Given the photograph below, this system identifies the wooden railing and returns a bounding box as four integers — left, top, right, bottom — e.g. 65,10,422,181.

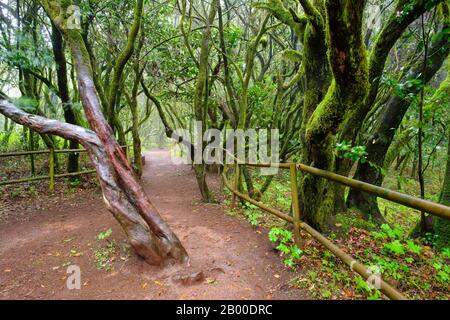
0,146,130,191
223,162,450,300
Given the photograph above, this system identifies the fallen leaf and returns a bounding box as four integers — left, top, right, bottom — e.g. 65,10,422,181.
142,282,148,289
70,249,82,257
154,280,165,287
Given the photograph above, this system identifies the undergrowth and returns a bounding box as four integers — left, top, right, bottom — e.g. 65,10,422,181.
224,169,450,300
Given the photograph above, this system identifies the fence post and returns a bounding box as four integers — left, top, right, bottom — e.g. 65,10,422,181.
232,163,240,207
49,148,55,193
290,164,302,248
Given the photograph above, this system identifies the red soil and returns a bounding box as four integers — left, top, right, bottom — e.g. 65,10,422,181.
0,150,307,300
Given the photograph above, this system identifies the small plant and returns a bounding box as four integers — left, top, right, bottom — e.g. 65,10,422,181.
9,189,21,198
441,247,450,259
68,178,81,188
406,240,422,255
371,224,403,240
95,229,116,271
355,275,371,294
244,208,261,227
337,141,386,177
269,227,303,269
355,276,382,300
374,256,405,280
95,241,117,271
432,263,450,286
381,224,403,239
383,240,406,256
367,290,383,300
97,228,113,240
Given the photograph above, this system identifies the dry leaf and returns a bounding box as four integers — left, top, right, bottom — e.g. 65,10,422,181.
206,278,216,284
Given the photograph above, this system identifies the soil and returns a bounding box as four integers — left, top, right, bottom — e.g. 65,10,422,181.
0,150,308,300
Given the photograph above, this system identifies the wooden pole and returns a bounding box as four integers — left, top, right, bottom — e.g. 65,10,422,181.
49,148,55,193
232,163,240,207
290,164,302,248
29,129,35,176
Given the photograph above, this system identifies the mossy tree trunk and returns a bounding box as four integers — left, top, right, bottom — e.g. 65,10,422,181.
191,0,219,203
298,0,369,231
123,32,146,178
107,0,144,146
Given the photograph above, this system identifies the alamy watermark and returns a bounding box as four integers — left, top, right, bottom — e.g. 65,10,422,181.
66,265,81,290
170,122,280,175
351,261,382,290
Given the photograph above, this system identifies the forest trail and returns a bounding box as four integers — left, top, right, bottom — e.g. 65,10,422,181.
0,150,307,300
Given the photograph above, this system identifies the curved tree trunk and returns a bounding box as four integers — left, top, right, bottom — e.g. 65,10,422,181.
26,0,189,266
0,100,188,265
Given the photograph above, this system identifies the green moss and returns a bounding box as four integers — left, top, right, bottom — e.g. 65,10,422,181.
283,49,303,63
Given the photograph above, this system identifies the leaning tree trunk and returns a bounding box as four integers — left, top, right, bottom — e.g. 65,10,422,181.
0,101,187,265
23,0,189,266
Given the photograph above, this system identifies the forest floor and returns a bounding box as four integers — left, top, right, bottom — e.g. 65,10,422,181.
0,150,308,300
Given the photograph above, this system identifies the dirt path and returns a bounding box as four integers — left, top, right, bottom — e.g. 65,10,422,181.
0,150,307,300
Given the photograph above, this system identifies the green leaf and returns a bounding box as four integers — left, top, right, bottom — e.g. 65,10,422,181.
277,243,290,254
406,240,422,255
290,245,303,260
441,247,450,259
97,228,113,240
383,240,405,256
